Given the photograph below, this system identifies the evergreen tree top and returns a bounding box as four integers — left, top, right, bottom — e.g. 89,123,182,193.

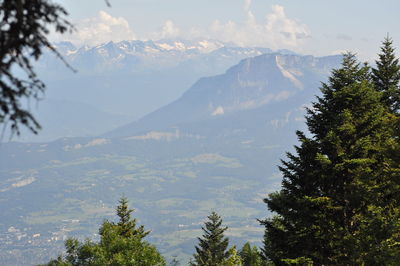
327,52,370,92
102,197,150,240
200,211,228,238
117,197,133,225
239,242,262,266
307,53,375,140
372,35,400,112
192,211,230,266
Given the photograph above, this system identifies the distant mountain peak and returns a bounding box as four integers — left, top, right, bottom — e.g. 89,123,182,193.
105,52,342,138
43,39,300,75
51,39,297,60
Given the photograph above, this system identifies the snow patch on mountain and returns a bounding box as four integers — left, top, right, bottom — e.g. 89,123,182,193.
43,39,294,74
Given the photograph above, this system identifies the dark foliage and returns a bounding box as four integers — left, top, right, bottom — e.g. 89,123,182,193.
261,51,400,265
0,0,72,136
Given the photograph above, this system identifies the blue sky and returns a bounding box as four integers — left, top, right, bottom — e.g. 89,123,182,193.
55,0,400,60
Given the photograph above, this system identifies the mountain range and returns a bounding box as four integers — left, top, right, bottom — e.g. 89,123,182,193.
12,40,294,142
0,45,342,265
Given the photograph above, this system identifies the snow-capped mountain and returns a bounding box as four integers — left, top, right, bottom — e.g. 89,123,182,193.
38,39,290,75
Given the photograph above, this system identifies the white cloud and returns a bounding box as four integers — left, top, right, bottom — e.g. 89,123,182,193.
147,19,181,40
161,20,181,39
199,4,311,49
54,1,310,50
159,2,311,50
54,11,137,46
243,0,252,12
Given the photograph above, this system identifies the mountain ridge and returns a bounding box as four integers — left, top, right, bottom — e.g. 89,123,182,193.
105,52,342,138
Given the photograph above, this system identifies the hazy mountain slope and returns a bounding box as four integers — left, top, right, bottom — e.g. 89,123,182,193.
13,40,288,143
37,40,291,117
106,53,341,138
5,99,132,143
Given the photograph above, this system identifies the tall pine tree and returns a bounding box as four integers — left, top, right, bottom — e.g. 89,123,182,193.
261,52,400,265
372,36,400,112
368,36,400,264
191,212,230,266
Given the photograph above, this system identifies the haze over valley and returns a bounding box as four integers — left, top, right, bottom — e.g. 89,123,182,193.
0,38,341,264
1,0,399,265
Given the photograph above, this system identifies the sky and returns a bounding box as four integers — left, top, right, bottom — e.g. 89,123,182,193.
53,0,400,61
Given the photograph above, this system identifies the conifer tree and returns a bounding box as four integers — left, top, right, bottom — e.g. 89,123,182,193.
41,198,165,266
239,242,262,266
114,197,149,239
372,36,400,112
261,52,400,265
191,212,230,266
224,246,243,266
